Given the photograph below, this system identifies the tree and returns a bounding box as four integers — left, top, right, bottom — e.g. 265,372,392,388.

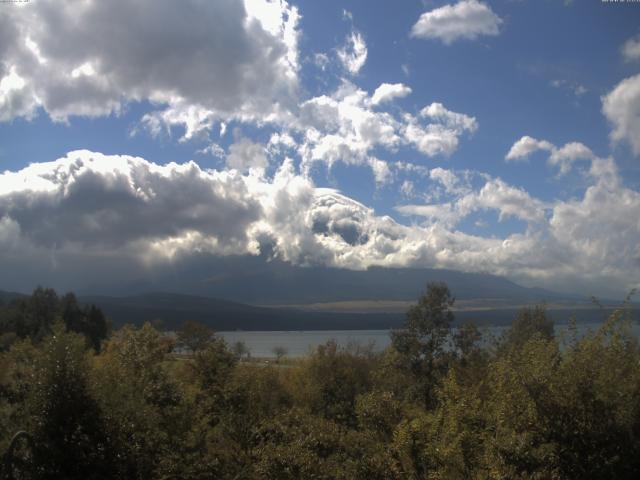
0,288,108,351
232,340,250,360
453,322,482,358
176,320,213,354
499,305,554,352
390,282,455,408
189,337,238,427
356,391,402,440
17,287,59,340
31,324,117,480
293,340,374,427
190,338,237,395
60,293,108,352
272,345,288,363
84,305,108,352
92,323,181,479
0,338,40,456
215,364,291,471
28,287,59,333
254,409,399,479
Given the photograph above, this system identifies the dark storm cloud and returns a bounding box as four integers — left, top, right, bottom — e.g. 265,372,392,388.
0,151,262,250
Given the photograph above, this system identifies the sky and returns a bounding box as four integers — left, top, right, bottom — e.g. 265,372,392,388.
0,0,639,297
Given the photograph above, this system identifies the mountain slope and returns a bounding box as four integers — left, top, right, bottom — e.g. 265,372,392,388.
78,291,633,332
78,292,405,331
81,255,577,305
2,288,632,331
0,290,27,304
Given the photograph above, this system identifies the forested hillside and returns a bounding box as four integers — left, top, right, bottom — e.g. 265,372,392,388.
0,287,108,352
1,284,639,479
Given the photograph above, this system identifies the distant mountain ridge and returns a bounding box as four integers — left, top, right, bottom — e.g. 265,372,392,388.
1,288,633,331
76,255,581,305
0,290,27,304
78,292,405,330
74,292,637,331
3,260,628,331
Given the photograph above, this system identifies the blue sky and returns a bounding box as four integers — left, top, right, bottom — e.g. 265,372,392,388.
0,0,639,296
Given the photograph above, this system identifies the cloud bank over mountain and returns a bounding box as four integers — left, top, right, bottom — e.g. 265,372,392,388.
0,0,638,298
0,149,638,297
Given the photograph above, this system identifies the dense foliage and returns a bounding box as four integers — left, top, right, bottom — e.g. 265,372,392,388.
0,288,108,352
1,284,639,479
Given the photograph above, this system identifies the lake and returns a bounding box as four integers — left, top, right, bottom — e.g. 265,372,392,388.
218,322,640,358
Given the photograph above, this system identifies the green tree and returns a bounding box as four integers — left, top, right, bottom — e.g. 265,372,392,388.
254,409,398,479
499,305,554,352
294,340,374,427
92,323,182,479
30,324,116,480
453,322,482,358
232,340,250,360
426,368,489,479
272,345,288,363
190,337,237,399
0,288,108,351
0,339,40,455
177,320,214,354
210,364,292,476
60,293,108,352
172,337,240,479
18,287,59,341
356,390,402,440
547,311,640,478
390,282,455,408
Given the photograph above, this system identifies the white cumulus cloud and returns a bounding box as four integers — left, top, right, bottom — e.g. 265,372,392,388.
371,83,412,106
0,0,300,138
505,136,555,162
622,35,640,62
506,136,595,175
411,0,502,45
403,103,477,157
296,84,478,178
602,73,640,156
548,142,595,175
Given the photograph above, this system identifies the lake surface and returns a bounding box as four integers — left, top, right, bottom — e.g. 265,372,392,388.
218,322,640,358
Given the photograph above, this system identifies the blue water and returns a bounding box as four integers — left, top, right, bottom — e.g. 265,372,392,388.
218,322,640,358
